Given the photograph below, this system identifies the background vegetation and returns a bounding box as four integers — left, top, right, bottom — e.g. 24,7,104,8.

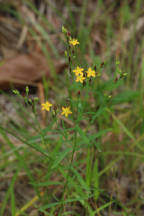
0,0,144,215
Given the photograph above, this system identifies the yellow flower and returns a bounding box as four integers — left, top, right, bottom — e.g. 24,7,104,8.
69,39,79,46
75,74,86,83
41,101,52,111
86,67,96,78
61,106,72,117
73,66,84,76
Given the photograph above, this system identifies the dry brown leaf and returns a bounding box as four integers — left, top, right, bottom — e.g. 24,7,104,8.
108,176,131,203
0,53,66,89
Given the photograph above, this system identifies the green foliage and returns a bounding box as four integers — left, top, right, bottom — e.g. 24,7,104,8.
0,1,144,215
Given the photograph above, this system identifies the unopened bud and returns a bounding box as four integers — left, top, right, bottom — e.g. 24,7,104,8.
64,51,67,57
53,105,57,111
77,91,81,96
68,56,71,63
62,26,68,34
67,32,71,37
100,62,105,67
25,86,29,95
114,77,118,82
13,89,20,96
34,97,39,102
116,60,120,65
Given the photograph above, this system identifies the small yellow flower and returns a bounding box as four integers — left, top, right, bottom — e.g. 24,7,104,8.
41,101,52,111
61,106,72,117
73,66,84,76
69,38,79,46
86,67,96,78
75,74,86,83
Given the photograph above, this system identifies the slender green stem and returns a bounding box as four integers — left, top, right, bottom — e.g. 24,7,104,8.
60,127,77,215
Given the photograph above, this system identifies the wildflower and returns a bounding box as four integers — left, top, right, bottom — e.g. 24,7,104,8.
86,67,96,78
41,101,52,111
61,106,72,117
73,66,84,76
69,38,79,46
75,74,86,83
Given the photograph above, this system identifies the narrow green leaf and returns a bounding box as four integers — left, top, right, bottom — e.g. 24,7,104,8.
52,148,72,169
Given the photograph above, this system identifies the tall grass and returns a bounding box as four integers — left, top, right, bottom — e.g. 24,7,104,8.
0,1,144,215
